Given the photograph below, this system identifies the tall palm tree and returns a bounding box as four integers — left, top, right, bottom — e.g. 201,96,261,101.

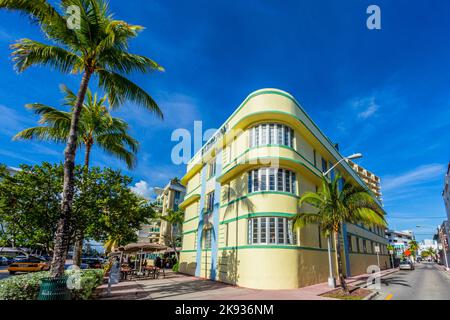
294,175,386,293
14,84,139,266
1,0,163,277
408,240,419,261
159,209,184,262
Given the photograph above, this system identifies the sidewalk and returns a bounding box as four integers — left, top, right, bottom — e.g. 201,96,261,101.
96,268,398,300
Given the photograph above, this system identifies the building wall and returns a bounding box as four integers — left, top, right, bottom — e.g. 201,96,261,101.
179,89,389,289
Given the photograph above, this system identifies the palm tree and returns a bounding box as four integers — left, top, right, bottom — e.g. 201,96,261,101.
14,85,139,266
294,175,386,293
408,240,419,261
1,0,163,277
159,209,184,262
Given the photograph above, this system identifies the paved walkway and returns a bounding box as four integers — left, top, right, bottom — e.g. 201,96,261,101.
96,268,398,300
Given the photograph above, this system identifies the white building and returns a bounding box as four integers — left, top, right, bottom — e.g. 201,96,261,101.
385,229,415,257
418,239,438,255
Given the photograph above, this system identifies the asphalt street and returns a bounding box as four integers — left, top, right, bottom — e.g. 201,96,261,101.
375,262,450,300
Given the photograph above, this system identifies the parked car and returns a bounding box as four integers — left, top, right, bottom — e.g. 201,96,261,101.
399,260,415,271
8,256,50,274
82,257,104,269
64,263,89,270
0,256,14,265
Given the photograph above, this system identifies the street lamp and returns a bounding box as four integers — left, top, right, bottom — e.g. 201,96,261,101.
323,153,363,288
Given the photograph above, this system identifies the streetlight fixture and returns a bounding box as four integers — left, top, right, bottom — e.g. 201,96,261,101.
323,153,363,288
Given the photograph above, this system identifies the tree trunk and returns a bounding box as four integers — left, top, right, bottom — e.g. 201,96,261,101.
72,142,92,267
334,227,349,293
50,70,92,278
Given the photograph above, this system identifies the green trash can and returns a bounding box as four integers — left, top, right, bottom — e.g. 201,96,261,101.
38,276,71,300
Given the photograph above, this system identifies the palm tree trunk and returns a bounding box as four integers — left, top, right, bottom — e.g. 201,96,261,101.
50,70,92,278
72,142,92,267
334,228,349,293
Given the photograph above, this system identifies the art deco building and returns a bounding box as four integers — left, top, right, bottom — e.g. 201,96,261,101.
178,89,389,289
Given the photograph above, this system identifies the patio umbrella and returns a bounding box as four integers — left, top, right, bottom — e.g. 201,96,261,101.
121,242,167,254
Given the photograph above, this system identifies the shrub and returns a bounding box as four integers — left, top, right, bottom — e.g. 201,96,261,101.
172,261,179,272
0,269,104,300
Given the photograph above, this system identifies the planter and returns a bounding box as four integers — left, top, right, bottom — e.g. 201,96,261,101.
38,276,71,300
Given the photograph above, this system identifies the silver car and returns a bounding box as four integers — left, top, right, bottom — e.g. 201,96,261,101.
399,260,414,270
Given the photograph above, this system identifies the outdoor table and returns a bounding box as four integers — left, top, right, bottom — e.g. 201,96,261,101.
120,267,132,280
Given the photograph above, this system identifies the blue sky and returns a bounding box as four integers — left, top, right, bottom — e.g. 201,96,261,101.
0,0,449,240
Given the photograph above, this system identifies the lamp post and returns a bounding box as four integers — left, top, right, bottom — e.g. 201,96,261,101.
323,153,363,288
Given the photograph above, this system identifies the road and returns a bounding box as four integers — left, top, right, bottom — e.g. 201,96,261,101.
375,262,450,300
0,266,10,281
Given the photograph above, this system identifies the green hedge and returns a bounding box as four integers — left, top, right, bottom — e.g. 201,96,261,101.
172,261,179,272
0,269,104,300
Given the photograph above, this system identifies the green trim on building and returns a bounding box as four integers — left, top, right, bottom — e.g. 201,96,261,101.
182,229,197,235
183,216,199,224
218,244,334,252
219,212,296,225
185,184,201,197
220,191,299,208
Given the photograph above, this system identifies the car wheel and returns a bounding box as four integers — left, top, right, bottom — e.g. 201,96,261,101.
9,271,16,275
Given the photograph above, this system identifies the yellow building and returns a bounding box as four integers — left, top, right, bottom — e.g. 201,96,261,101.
179,89,389,290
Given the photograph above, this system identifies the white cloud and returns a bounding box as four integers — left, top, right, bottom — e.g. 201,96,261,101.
130,180,154,199
354,97,380,119
382,163,446,192
0,105,33,137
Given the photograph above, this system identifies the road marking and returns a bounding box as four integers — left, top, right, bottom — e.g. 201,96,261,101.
385,294,393,300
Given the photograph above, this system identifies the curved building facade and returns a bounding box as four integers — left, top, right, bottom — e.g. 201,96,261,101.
179,89,389,289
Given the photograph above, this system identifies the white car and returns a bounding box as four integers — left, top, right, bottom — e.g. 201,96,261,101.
399,260,414,270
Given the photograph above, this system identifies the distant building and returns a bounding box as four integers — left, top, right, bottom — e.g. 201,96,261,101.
418,239,438,255
137,178,186,245
385,229,415,257
443,163,450,220
436,221,450,268
347,160,382,203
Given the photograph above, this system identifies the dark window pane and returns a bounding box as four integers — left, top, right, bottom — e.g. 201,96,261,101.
269,168,276,191
260,168,267,191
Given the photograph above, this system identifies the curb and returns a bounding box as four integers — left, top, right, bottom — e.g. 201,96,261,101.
363,291,378,300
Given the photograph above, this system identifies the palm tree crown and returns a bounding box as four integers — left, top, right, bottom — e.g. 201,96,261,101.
14,84,139,169
2,0,164,114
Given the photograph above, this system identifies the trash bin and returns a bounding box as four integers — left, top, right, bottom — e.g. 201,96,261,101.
38,276,71,300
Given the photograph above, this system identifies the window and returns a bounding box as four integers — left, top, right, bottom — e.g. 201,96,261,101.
247,168,296,194
208,161,216,179
249,123,294,148
347,235,352,252
313,150,317,167
203,229,212,249
321,158,328,173
206,192,214,213
363,240,367,253
356,237,360,253
248,217,296,245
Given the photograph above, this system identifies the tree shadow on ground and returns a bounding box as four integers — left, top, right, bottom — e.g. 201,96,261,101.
380,276,411,287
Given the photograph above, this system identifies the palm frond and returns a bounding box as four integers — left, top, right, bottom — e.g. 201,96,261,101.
10,38,80,73
97,69,163,118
